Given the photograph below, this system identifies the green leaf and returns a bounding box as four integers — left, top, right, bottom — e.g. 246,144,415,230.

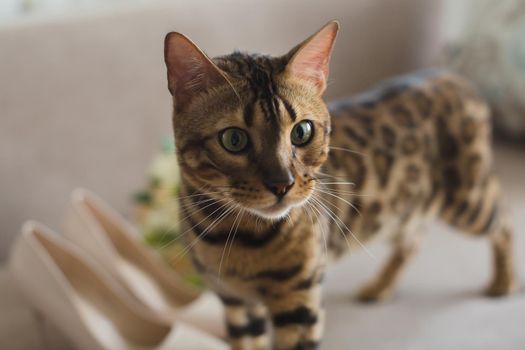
143,229,178,248
149,176,161,189
134,191,153,205
184,273,205,288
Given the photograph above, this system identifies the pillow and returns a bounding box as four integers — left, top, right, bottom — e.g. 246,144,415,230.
445,0,525,142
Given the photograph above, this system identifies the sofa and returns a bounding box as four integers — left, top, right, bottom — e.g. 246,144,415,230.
3,1,525,349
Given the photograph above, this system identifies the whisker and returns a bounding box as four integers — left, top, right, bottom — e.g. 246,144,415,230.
173,199,234,248
321,189,372,199
329,146,366,157
311,193,375,260
175,191,224,200
309,198,335,261
225,208,245,277
304,200,328,260
176,182,236,200
310,195,353,253
316,181,372,198
285,213,293,225
314,171,356,181
178,196,219,210
218,204,243,279
155,197,227,250
152,203,218,251
172,202,236,263
314,187,362,217
316,181,355,186
315,186,359,196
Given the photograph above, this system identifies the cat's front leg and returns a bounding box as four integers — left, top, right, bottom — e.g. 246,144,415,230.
220,295,270,350
265,286,324,350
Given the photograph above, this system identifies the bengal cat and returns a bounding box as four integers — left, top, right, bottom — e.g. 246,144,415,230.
163,21,518,350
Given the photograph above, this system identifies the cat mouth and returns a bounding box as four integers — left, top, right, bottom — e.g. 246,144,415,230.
242,193,312,220
248,201,292,220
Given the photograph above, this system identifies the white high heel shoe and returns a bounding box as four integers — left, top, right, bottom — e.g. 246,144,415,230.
8,222,228,350
63,188,225,338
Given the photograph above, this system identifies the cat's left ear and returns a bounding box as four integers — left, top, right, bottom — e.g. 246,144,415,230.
164,32,230,112
285,20,339,94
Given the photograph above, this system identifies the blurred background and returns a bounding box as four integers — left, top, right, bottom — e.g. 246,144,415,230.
2,0,525,260
1,0,524,349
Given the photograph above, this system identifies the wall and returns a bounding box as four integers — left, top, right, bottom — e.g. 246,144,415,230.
0,0,444,260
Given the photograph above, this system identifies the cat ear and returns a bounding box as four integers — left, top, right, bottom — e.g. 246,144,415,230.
285,21,339,94
164,32,228,111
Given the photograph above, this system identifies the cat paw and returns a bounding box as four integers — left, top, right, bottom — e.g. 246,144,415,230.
484,279,519,298
355,283,393,303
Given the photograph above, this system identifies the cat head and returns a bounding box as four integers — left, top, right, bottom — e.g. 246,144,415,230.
164,21,338,220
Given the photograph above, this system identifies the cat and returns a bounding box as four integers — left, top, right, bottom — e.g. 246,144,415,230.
163,21,518,350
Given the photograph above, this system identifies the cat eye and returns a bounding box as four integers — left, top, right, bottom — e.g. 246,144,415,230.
220,128,249,153
291,120,314,146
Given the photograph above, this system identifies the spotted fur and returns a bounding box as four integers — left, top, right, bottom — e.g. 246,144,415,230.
163,22,518,349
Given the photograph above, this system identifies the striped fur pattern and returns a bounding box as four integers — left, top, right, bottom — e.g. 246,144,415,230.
164,22,518,349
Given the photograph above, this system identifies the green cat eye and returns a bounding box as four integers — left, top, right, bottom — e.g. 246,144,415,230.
291,120,314,146
220,128,249,153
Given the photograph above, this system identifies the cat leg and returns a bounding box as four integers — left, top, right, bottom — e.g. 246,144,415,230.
485,222,518,296
220,296,270,350
441,176,519,297
265,286,324,350
357,231,421,302
246,302,271,350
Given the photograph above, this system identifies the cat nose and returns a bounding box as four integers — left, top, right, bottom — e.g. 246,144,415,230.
265,176,295,198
